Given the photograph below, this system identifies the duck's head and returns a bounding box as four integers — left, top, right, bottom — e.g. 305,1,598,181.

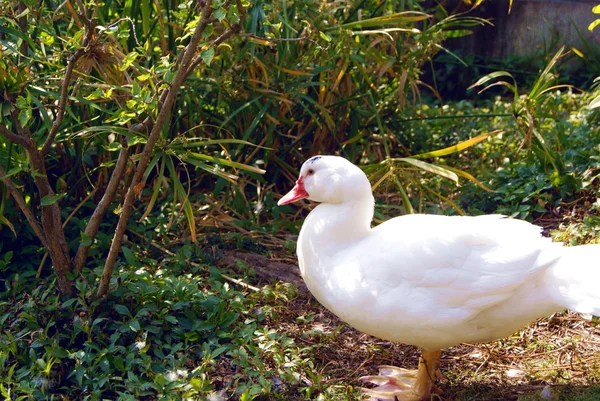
278,155,372,206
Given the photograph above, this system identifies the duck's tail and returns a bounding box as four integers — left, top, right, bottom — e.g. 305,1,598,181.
547,244,600,315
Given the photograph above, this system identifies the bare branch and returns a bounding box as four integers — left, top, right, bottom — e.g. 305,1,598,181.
0,124,35,149
0,165,48,248
75,138,130,272
96,3,217,298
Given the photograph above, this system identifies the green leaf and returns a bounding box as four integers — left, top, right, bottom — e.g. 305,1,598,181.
0,24,36,50
185,158,239,181
129,319,141,332
319,31,332,42
201,48,215,66
180,138,265,148
120,51,139,71
63,300,80,311
18,108,31,127
114,304,131,316
16,96,29,108
47,346,69,358
445,29,472,38
3,166,23,178
203,24,214,39
165,157,197,242
444,166,495,192
80,231,92,246
214,7,227,21
40,193,66,206
211,346,229,358
122,246,136,265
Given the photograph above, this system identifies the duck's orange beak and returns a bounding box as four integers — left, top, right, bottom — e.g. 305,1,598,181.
278,177,309,206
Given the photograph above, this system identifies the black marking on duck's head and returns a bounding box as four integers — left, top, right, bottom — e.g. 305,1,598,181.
306,156,322,165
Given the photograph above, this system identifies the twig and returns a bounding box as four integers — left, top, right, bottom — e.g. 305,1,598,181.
185,0,247,78
40,9,95,156
220,273,260,292
0,124,34,149
0,165,48,248
75,138,130,272
185,24,243,78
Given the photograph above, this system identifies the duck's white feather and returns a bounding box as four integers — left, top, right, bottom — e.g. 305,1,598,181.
291,156,600,351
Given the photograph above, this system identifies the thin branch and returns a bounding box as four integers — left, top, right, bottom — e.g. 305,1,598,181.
96,2,217,299
75,138,130,272
186,0,247,79
0,165,48,248
185,24,243,79
0,124,35,150
40,3,95,156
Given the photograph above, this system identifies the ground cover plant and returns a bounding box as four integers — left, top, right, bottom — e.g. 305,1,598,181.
3,92,600,399
1,0,600,399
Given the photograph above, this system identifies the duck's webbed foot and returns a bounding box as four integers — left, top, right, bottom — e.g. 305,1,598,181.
359,350,442,401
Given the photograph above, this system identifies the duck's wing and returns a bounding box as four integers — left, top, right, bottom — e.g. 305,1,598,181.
353,214,560,323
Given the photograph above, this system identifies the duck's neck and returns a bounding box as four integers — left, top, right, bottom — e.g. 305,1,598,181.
301,195,375,247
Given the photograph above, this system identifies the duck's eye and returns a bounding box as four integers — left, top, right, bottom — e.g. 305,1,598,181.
307,168,315,175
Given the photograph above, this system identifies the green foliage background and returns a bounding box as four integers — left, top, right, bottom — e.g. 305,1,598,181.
1,0,600,399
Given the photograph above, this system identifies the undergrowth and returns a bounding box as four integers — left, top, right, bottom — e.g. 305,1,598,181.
2,93,600,400
0,253,332,400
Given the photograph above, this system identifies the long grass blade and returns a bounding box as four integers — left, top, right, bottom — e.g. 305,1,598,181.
419,183,466,215
179,138,268,149
139,159,165,221
529,46,565,99
337,12,430,30
444,166,495,192
184,158,239,181
187,152,266,174
468,71,516,90
392,174,414,214
165,156,196,242
395,157,459,184
412,130,503,159
0,215,16,236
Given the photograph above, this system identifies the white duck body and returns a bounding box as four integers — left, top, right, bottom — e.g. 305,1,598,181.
282,156,600,352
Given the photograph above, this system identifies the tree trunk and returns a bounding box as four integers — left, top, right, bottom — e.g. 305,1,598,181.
29,141,75,296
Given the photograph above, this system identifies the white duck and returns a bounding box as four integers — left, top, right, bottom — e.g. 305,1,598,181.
277,155,600,401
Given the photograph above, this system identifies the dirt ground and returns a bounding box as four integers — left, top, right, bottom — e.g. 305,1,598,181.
220,248,600,401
